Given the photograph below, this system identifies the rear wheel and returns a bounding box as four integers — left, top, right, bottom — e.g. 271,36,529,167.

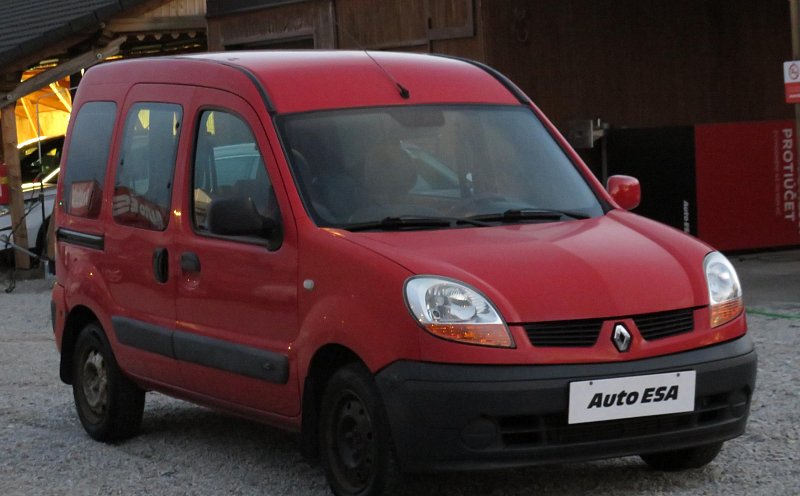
72,322,145,442
319,363,400,496
640,442,723,471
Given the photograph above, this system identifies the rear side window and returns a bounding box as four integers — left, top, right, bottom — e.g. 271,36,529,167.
113,103,182,231
62,102,116,218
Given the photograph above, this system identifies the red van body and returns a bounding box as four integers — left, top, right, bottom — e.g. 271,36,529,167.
51,52,755,496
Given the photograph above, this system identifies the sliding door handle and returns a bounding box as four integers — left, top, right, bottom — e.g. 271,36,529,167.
152,247,168,283
181,252,201,273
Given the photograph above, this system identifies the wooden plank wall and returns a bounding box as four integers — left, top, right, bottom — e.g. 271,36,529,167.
144,0,206,17
336,0,485,59
207,0,336,50
206,0,485,59
483,0,793,128
337,0,429,49
429,0,472,34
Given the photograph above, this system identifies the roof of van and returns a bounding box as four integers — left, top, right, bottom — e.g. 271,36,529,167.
79,50,526,114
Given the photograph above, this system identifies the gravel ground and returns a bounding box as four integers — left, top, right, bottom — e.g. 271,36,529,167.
0,262,798,496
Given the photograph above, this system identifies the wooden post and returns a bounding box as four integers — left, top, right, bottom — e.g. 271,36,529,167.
1,104,31,269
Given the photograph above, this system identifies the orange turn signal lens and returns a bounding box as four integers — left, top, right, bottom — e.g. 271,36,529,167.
425,323,514,348
710,297,744,328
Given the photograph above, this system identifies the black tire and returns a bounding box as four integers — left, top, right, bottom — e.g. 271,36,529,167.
27,220,48,268
640,442,724,471
319,363,401,496
72,322,145,442
34,218,48,256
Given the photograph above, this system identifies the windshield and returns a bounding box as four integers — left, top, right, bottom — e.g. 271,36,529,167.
278,105,604,229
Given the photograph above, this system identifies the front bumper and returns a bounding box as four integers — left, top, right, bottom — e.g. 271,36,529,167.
375,336,756,472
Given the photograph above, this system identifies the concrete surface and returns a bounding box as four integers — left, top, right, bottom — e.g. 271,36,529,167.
731,250,800,314
0,249,797,495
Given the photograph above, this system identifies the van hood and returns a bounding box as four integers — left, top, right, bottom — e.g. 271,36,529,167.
339,211,713,323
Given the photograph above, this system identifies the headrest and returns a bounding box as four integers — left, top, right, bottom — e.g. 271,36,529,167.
362,144,418,198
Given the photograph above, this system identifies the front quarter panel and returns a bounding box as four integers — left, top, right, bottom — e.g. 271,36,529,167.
294,227,421,377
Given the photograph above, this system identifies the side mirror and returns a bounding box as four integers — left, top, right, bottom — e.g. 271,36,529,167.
207,196,280,245
606,175,641,211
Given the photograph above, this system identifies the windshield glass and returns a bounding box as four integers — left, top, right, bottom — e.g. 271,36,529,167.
278,105,604,229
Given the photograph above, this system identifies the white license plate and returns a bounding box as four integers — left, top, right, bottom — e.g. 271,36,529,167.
568,371,696,424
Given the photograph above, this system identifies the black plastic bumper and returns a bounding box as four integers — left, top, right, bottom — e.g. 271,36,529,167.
375,336,757,472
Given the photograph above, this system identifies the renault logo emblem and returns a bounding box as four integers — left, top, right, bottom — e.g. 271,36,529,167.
612,324,632,352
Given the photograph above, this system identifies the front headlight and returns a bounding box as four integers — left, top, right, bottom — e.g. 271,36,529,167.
404,276,514,348
704,251,743,327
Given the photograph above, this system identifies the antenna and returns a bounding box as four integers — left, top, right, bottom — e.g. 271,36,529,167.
363,50,410,99
334,20,410,99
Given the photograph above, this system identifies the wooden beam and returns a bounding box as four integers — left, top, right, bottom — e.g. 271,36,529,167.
0,36,127,110
20,97,37,137
107,15,207,33
49,83,73,112
1,105,31,269
118,0,180,18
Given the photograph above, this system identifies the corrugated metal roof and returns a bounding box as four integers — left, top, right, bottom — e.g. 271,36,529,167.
0,0,152,68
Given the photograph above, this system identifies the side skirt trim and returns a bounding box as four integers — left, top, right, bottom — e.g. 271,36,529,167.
111,316,289,384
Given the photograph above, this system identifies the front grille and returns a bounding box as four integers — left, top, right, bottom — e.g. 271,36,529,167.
524,319,603,347
497,391,741,448
523,308,697,347
635,308,695,340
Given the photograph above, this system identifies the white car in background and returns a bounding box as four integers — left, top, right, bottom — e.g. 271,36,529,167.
0,136,62,264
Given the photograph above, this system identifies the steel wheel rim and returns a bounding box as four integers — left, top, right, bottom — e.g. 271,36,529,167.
329,390,376,492
81,349,108,420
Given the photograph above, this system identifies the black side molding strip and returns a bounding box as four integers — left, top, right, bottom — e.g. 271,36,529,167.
56,228,104,251
111,316,289,384
173,331,290,384
113,316,174,358
431,54,531,105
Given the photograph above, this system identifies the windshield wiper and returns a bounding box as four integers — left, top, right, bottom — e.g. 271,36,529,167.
344,215,490,232
469,208,590,223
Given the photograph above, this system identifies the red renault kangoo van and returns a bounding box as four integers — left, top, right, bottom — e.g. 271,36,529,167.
51,51,756,496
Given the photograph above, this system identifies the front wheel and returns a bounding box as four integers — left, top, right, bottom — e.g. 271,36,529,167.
319,363,400,496
640,442,723,471
72,322,145,442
